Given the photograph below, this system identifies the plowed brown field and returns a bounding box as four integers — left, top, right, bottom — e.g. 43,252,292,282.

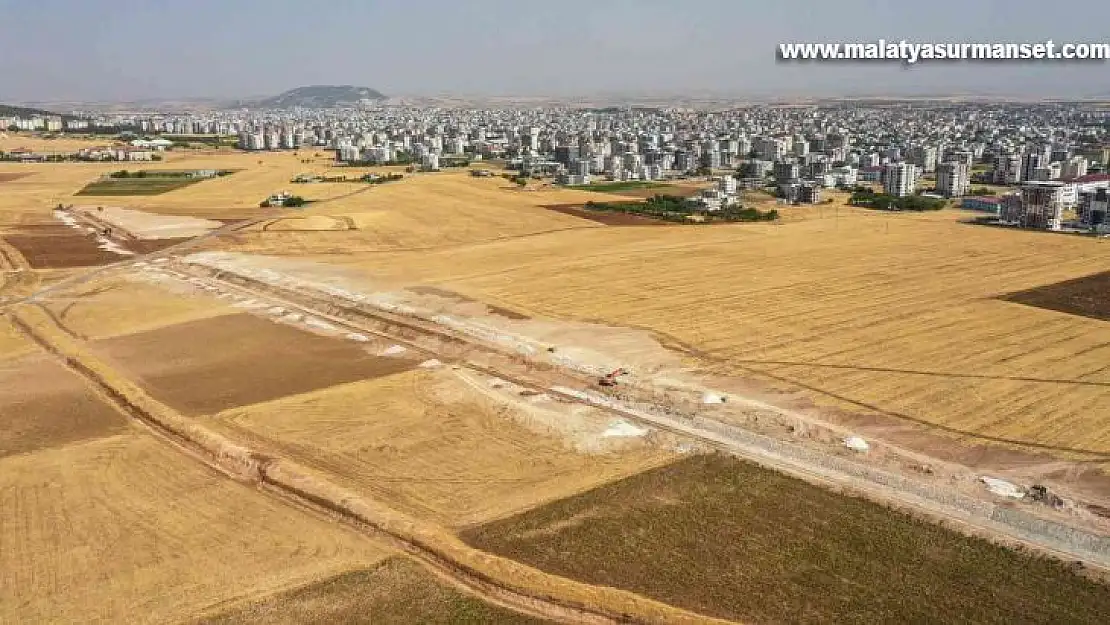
95,313,418,415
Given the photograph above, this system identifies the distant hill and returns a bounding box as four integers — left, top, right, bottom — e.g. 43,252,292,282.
240,85,387,109
0,104,78,120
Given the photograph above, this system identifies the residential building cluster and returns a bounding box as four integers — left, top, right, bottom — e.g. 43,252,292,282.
6,101,1110,230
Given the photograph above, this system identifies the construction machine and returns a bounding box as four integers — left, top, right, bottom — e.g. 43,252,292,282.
597,368,628,387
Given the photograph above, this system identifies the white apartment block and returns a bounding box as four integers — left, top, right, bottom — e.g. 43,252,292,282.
883,163,918,197
936,162,970,198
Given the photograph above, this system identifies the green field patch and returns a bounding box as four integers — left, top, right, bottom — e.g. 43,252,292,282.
198,557,550,624
566,180,669,193
75,169,236,196
463,453,1110,625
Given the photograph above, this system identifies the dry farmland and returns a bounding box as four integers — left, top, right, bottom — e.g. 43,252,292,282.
210,368,675,527
464,453,1110,625
209,170,620,255
0,351,128,458
0,432,390,624
343,208,1110,457
196,557,552,625
6,144,1110,623
94,313,418,415
43,276,235,340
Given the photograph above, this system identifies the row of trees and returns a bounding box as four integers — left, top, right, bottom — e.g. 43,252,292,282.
585,194,779,223
849,188,947,211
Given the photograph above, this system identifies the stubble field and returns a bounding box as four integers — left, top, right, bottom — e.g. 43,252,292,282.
0,432,391,624
209,368,676,527
338,208,1110,456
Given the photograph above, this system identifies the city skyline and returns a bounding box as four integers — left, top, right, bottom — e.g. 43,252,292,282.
3,0,1110,103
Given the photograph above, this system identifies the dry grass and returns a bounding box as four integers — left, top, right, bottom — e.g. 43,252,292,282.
0,432,391,625
212,170,631,255
196,556,551,625
464,453,1110,624
332,207,1110,455
210,369,675,527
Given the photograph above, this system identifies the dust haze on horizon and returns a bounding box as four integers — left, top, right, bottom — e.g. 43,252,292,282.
3,0,1110,103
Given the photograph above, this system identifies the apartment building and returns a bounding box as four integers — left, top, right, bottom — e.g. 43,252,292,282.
936,162,970,198
908,145,937,173
1011,181,1067,230
882,162,918,197
1078,188,1109,231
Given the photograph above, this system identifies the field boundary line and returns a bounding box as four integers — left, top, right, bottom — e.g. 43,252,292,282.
0,236,29,272
0,215,269,312
162,261,1110,572
6,304,738,625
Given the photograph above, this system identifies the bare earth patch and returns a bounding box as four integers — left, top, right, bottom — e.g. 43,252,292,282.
0,353,128,458
95,313,419,415
4,225,122,268
541,204,670,226
0,172,35,183
1001,271,1110,322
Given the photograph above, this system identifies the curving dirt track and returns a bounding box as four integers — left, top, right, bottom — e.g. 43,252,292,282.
8,304,734,625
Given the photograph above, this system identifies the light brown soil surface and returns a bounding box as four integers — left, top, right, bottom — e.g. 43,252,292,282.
0,173,34,183
464,453,1110,625
47,276,234,340
1002,270,1110,322
210,369,675,527
542,203,670,226
410,285,530,319
95,313,418,415
0,353,129,458
195,557,551,625
3,225,121,268
0,433,391,624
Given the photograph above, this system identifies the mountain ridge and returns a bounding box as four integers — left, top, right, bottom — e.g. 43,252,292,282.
235,85,387,109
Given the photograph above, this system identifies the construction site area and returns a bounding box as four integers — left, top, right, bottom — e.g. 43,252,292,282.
2,142,1110,624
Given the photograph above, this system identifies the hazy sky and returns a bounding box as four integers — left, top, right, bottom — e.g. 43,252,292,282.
3,0,1110,101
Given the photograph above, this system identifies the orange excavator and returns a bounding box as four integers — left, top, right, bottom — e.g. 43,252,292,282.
597,368,628,387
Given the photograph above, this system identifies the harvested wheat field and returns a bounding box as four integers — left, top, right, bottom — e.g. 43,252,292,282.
195,556,550,625
0,315,36,360
0,351,128,458
44,275,234,340
342,208,1110,456
209,170,632,256
464,453,1110,625
94,313,418,415
209,369,675,527
0,432,390,624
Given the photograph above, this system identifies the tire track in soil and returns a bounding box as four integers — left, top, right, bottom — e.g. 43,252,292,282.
7,306,723,625
164,263,1110,573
